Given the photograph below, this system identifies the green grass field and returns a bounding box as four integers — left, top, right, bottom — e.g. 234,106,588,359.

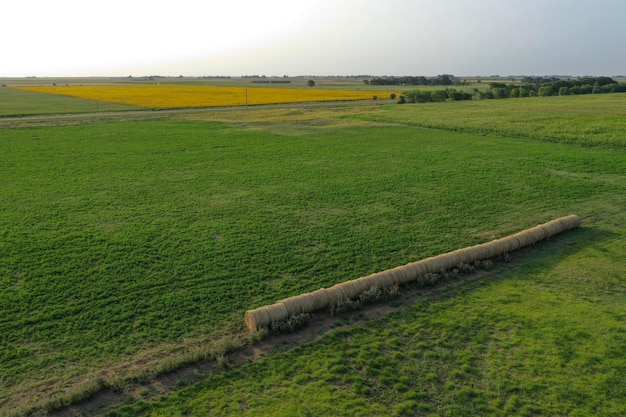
0,87,137,116
0,90,624,416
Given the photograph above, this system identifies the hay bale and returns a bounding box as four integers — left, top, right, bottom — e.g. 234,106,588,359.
244,214,581,331
469,245,490,261
403,261,428,281
352,277,376,293
296,293,317,314
423,255,450,273
530,225,550,241
442,252,463,270
479,242,499,259
364,271,396,289
492,237,514,254
280,295,305,316
244,306,272,331
390,267,409,285
327,285,351,304
514,231,536,247
309,288,332,310
339,281,363,299
398,265,417,284
267,303,290,324
451,248,473,264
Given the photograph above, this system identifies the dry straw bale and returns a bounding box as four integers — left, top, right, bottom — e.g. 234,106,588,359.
390,267,409,285
451,248,473,265
280,295,306,316
295,293,317,314
530,226,550,241
469,245,491,261
244,214,581,331
443,252,464,269
364,271,397,289
327,285,351,305
244,306,272,331
310,288,332,310
491,237,514,254
403,261,429,280
268,303,290,324
423,255,451,273
483,242,504,259
352,277,376,293
338,281,363,300
398,265,417,284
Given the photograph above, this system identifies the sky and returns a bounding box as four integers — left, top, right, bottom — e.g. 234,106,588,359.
3,0,625,77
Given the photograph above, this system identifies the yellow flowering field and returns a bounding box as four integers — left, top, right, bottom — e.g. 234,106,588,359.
16,85,392,109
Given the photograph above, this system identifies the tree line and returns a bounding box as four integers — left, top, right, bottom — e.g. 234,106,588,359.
366,74,458,86
398,76,626,104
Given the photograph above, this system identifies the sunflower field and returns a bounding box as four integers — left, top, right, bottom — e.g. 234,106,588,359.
16,85,390,109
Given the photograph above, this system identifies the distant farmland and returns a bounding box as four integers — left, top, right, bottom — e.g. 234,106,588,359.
15,85,393,108
1,88,624,416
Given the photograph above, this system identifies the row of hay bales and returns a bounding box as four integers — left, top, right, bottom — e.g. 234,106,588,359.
244,214,581,331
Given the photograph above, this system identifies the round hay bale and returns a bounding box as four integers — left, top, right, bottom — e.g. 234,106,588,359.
296,293,317,314
352,277,375,293
469,245,490,261
352,274,377,291
566,214,582,229
529,228,547,244
452,248,473,264
424,255,450,273
244,306,272,331
310,288,331,310
443,252,463,270
500,237,518,252
366,271,396,289
492,237,513,254
544,221,562,238
481,242,502,259
397,265,416,284
403,261,428,281
327,285,351,304
339,281,362,299
390,267,409,285
280,295,305,316
509,236,523,251
266,303,290,325
510,232,533,248
557,215,580,232
529,226,549,241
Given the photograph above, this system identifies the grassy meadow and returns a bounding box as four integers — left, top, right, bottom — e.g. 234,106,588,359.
0,87,137,116
0,88,625,416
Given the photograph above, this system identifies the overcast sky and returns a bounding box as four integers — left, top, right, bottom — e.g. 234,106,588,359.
3,0,625,77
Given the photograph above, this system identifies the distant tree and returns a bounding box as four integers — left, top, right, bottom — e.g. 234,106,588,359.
538,85,554,96
390,93,396,99
431,89,449,101
436,74,454,85
363,79,370,85
307,80,316,87
592,81,601,94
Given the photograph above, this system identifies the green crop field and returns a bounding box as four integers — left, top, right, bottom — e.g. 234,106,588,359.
0,90,624,416
0,86,137,116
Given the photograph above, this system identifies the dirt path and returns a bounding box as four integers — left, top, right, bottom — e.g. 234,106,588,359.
50,266,496,417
